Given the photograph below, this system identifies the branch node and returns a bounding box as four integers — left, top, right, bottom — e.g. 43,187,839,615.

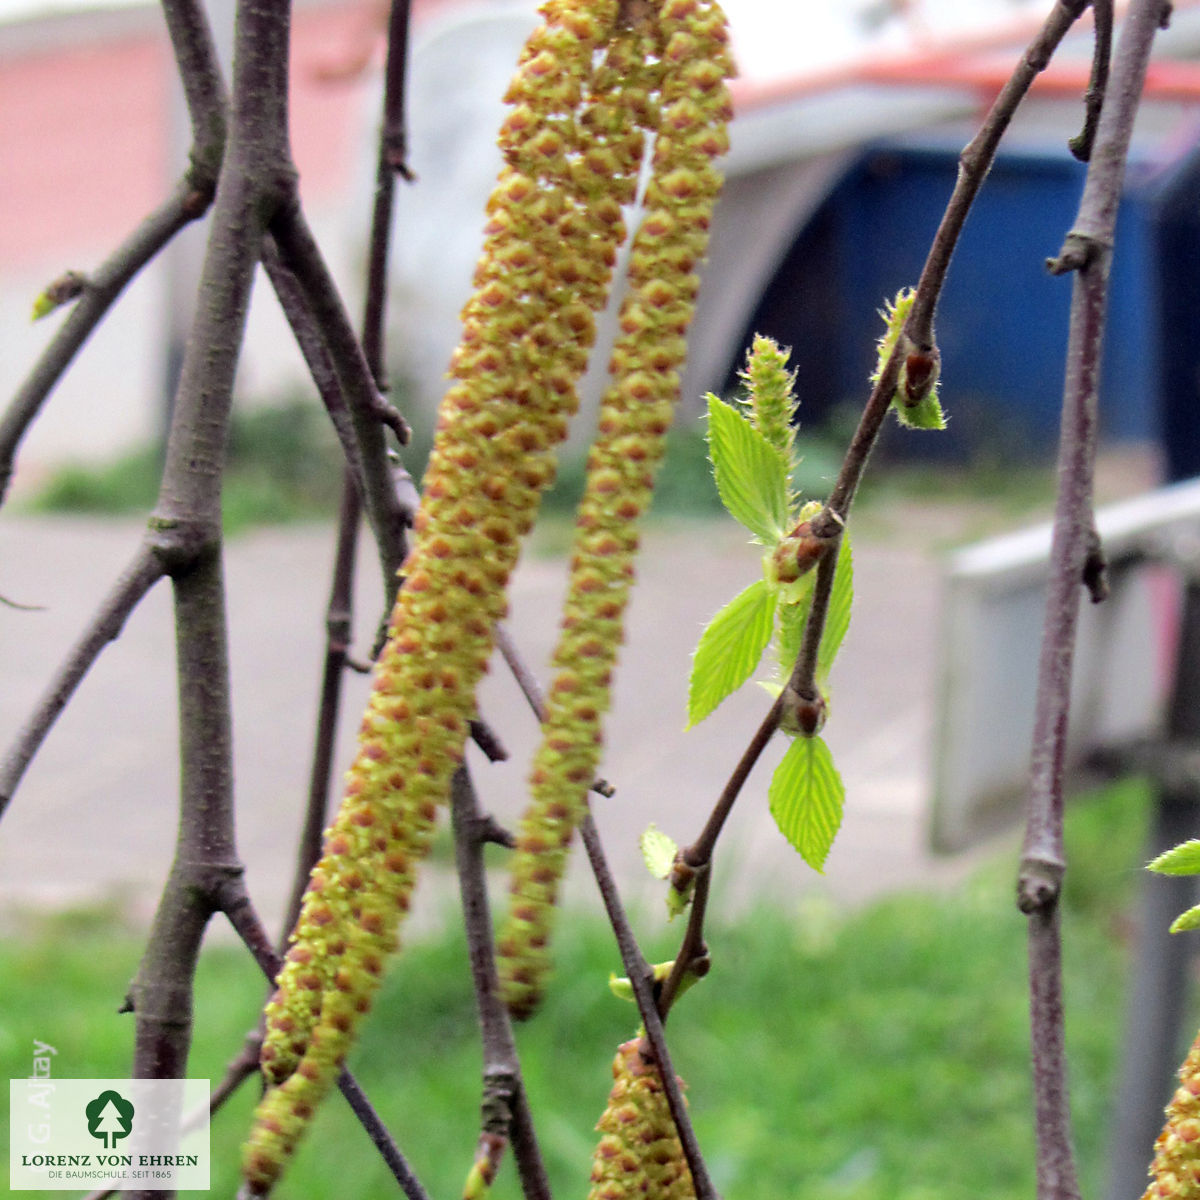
1082,522,1109,603
1045,231,1107,275
809,506,845,541
475,813,516,849
31,270,89,321
373,396,411,445
1017,857,1065,914
388,457,421,525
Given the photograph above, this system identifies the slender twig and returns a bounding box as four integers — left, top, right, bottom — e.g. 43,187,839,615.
496,625,549,716
0,0,227,507
1017,5,1168,1199
469,717,510,763
280,472,362,945
1069,0,1113,162
656,864,711,1019
816,0,1091,532
205,1030,263,1119
364,0,415,377
494,625,615,795
279,0,416,944
0,181,215,506
260,245,368,489
786,541,842,703
659,0,1095,964
159,0,228,154
450,768,552,1200
337,1071,433,1200
579,814,718,1200
268,206,411,594
0,546,163,816
676,695,782,878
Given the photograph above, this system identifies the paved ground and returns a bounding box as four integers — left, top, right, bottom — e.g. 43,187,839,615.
0,456,1157,940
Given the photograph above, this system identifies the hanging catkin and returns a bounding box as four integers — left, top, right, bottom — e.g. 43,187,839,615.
587,1034,696,1200
241,0,650,1190
1142,1027,1200,1198
498,0,733,1022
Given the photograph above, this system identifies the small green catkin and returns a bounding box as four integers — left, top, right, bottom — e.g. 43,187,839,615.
1142,1028,1200,1199
587,1035,695,1200
244,1,641,1192
743,334,798,498
497,0,734,1023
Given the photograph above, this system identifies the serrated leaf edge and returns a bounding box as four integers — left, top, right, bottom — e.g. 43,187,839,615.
1149,839,1200,876
767,734,844,873
687,578,777,728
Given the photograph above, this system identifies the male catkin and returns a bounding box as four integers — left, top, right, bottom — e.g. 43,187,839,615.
498,0,733,1022
587,1035,696,1200
243,0,645,1190
1141,1028,1200,1198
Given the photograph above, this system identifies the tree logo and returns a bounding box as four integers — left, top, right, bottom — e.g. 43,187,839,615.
85,1090,135,1149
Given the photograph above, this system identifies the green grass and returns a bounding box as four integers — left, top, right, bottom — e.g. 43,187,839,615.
0,781,1155,1198
25,401,348,535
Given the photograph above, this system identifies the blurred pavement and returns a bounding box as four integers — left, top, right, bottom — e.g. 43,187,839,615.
0,504,1058,938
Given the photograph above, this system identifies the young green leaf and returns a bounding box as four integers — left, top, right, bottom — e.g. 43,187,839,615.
768,734,844,872
1170,905,1200,934
688,579,777,728
640,825,678,880
893,387,947,431
706,394,789,544
817,535,854,682
775,598,807,682
1149,839,1200,876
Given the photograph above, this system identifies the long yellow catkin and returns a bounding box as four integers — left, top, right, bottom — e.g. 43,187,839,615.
588,1035,696,1200
1142,1028,1200,1198
497,0,733,1022
241,1,644,1190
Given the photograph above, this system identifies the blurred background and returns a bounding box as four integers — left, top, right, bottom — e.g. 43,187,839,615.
5,1,1200,1197
6,0,1200,481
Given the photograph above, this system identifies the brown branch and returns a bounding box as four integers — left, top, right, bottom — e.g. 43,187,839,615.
159,0,228,156
1016,4,1168,1198
786,540,842,704
364,0,415,377
450,767,551,1200
280,473,362,943
656,863,711,1020
0,178,217,507
0,545,163,817
673,695,782,884
1069,0,1113,162
579,814,718,1200
0,0,227,508
494,625,615,796
260,245,368,488
281,0,416,942
816,0,1091,531
268,205,411,595
123,2,296,1195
